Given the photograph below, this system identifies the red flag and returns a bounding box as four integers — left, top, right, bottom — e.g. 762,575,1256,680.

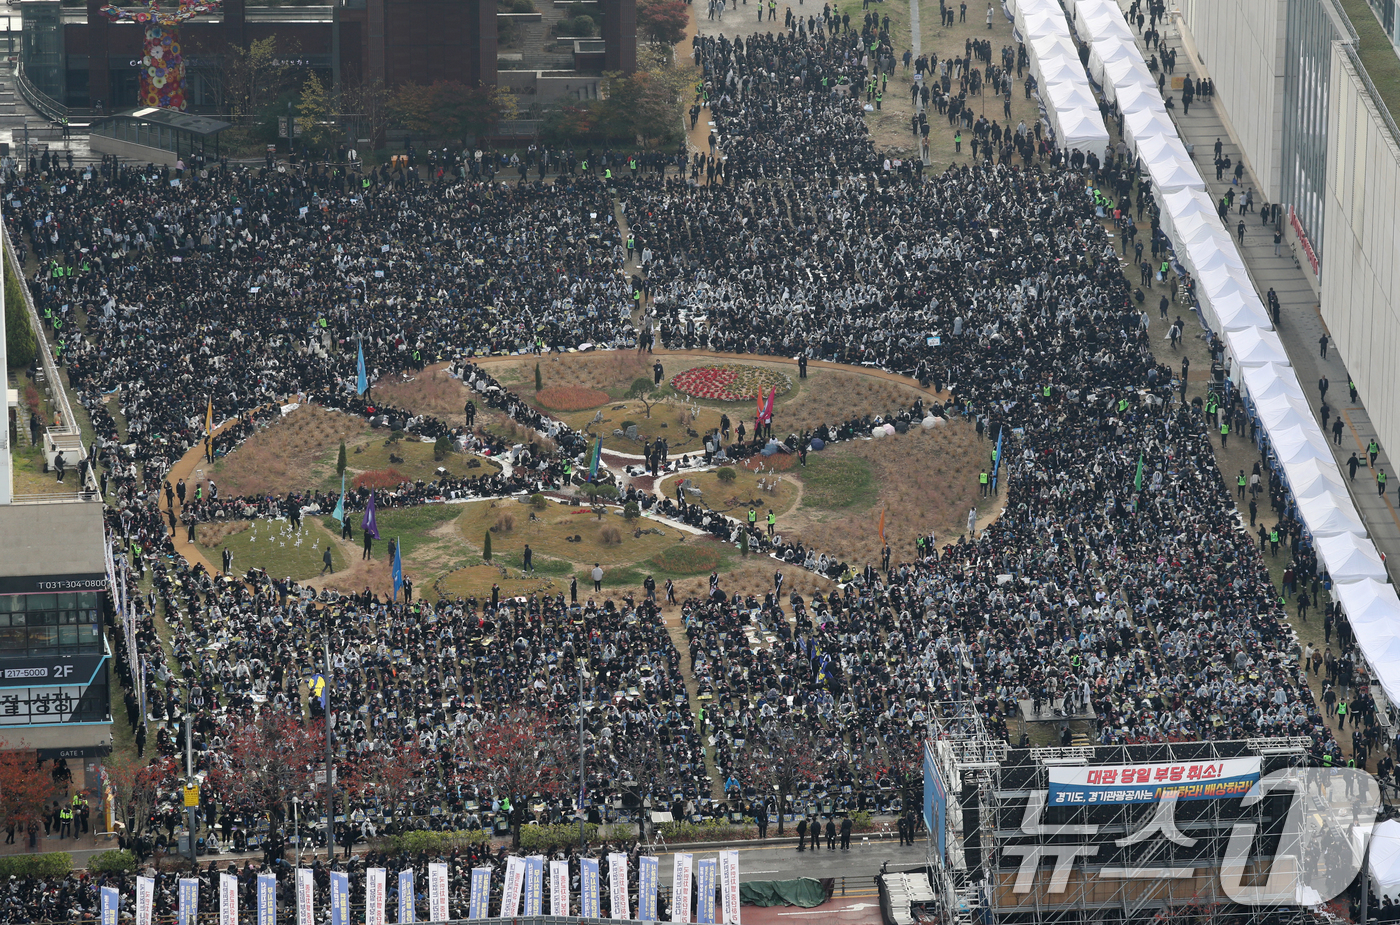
756,390,765,424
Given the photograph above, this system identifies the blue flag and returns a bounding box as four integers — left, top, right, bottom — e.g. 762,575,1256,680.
257,873,276,925
357,342,368,395
362,491,380,540
100,887,119,925
579,858,601,919
332,471,345,524
588,436,603,482
991,427,1004,491
330,872,349,925
397,870,415,925
311,674,327,711
391,538,403,602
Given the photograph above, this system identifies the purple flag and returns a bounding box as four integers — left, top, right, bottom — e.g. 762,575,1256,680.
362,491,380,540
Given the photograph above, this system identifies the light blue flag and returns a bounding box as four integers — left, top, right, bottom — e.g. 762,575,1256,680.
398,870,415,924
391,537,403,602
357,342,368,395
332,471,345,524
579,858,601,919
331,871,350,925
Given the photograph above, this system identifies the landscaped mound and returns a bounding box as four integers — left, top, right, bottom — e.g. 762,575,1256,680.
353,467,409,490
670,365,792,402
535,386,611,411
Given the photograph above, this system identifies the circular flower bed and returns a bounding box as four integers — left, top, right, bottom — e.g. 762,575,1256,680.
536,386,611,412
670,365,792,402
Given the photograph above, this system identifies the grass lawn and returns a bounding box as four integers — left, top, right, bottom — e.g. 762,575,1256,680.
457,498,691,570
680,467,800,518
335,436,502,491
321,503,465,560
196,518,348,581
798,453,878,510
433,564,563,602
1338,0,1400,119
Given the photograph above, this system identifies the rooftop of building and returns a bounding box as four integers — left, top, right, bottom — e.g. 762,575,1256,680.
1338,0,1400,127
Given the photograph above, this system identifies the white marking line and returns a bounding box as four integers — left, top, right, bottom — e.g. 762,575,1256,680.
775,902,880,915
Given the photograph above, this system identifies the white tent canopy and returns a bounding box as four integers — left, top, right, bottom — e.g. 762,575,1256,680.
1227,326,1290,367
1253,392,1316,434
1143,145,1206,192
1087,38,1138,84
1296,489,1368,537
1201,287,1272,333
1113,81,1167,116
1267,422,1333,467
1052,107,1112,151
1336,578,1400,631
1368,820,1400,901
1241,363,1303,406
1157,186,1218,241
1280,455,1348,501
1315,533,1389,583
1044,79,1100,113
1100,56,1155,98
1028,34,1080,70
1200,265,1256,301
1123,109,1176,151
1073,0,1134,43
1038,55,1087,84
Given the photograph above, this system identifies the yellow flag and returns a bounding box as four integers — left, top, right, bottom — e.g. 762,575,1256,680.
205,395,213,438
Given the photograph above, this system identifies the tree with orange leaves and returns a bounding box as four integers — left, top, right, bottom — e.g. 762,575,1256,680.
0,742,58,829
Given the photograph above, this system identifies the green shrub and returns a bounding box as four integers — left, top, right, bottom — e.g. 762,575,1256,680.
4,252,36,370
739,530,749,556
558,14,598,35
580,483,619,501
518,822,599,852
530,492,547,510
849,809,874,832
376,829,490,855
337,441,348,476
535,362,543,391
623,500,640,521
0,852,73,877
658,819,751,842
433,434,453,461
716,467,737,483
483,530,493,561
511,0,537,10
85,850,135,874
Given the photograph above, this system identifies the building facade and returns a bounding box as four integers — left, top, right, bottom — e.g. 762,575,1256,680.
21,0,636,111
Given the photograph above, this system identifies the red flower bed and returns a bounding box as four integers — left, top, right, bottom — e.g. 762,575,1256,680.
670,365,792,402
536,386,611,412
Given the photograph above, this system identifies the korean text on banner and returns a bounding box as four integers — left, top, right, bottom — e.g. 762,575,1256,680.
638,856,660,921
672,854,694,923
178,879,199,925
720,851,741,924
550,859,571,916
523,856,545,917
296,869,315,925
501,857,526,918
428,862,449,922
580,858,602,919
101,887,119,925
330,872,349,925
609,852,630,920
220,874,239,925
256,873,276,925
365,868,386,925
398,870,415,925
468,868,492,921
136,876,155,925
1048,758,1262,805
696,858,718,924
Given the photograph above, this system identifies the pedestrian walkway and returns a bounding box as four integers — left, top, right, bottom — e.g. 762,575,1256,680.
1125,5,1400,582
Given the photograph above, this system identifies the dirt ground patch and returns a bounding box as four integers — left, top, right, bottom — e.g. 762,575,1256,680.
211,406,368,497
373,367,473,420
786,420,991,569
681,467,799,518
457,498,692,571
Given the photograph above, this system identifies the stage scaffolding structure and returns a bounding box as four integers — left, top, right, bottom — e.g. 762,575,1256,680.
924,704,1329,925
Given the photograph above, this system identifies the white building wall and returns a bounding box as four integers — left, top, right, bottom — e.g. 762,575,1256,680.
1179,0,1288,200
1321,41,1400,466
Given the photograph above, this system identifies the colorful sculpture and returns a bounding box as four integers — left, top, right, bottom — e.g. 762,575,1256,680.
98,1,222,111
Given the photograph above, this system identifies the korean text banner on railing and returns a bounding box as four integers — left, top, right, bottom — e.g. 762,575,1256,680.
1048,757,1261,805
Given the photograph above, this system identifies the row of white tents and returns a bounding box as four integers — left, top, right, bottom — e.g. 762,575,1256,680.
1009,0,1110,152
1058,0,1400,706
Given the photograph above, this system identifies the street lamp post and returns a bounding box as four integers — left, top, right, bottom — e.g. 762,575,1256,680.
578,663,587,851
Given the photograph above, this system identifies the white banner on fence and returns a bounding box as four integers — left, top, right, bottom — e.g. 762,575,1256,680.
501,856,526,918
365,868,386,925
428,862,449,922
609,852,630,920
136,876,154,925
672,853,694,923
219,873,239,925
296,869,315,925
550,859,571,916
720,850,741,924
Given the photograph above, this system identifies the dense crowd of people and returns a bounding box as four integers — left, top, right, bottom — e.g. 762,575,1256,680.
0,7,1380,921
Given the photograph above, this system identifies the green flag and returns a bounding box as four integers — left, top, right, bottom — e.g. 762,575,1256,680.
1134,454,1144,492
